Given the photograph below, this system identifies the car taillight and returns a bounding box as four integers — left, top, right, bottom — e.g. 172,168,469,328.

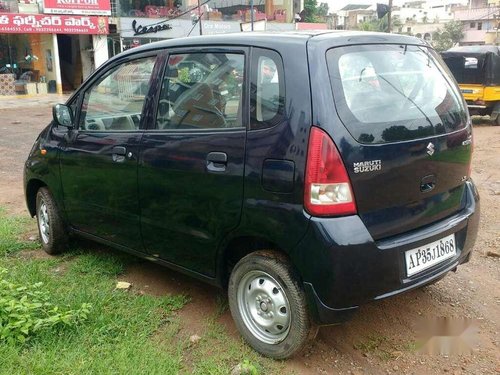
304,126,357,216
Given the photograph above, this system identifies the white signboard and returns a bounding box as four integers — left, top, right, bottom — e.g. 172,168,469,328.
120,17,241,38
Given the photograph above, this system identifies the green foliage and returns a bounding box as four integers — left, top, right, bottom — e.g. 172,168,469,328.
317,2,329,17
177,67,191,83
0,268,91,344
432,20,464,52
358,18,379,31
303,0,319,23
240,359,259,375
358,15,402,33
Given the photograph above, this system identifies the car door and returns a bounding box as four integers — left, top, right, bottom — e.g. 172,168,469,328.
139,48,248,276
59,53,159,250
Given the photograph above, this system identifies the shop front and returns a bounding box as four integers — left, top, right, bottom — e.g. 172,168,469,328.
0,32,57,95
120,16,241,44
0,0,110,96
115,0,295,22
119,12,295,46
114,0,298,52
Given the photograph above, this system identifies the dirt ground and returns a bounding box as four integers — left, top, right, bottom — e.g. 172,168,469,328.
0,100,498,374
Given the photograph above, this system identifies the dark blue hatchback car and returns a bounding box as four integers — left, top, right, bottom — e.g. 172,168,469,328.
24,31,480,358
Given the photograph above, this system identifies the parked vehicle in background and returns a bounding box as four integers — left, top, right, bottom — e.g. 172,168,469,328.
24,31,480,359
441,45,500,125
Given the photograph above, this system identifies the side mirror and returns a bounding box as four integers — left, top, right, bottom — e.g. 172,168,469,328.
53,104,74,128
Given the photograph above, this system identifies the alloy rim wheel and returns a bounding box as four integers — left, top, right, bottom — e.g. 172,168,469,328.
38,201,50,244
237,270,291,345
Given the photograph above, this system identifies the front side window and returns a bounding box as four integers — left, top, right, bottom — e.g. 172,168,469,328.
327,44,467,144
79,56,156,131
156,52,245,130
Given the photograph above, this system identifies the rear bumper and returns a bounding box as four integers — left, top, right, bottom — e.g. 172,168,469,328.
294,180,480,325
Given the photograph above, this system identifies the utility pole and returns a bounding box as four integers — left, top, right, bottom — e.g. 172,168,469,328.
387,0,393,33
250,0,254,31
197,0,203,35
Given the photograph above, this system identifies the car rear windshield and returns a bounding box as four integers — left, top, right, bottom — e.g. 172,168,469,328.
327,44,467,144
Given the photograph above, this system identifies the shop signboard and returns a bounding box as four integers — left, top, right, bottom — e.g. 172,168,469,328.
120,17,241,38
0,14,109,34
43,0,111,16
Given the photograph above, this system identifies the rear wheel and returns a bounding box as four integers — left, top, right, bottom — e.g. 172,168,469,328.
36,187,68,255
228,251,315,359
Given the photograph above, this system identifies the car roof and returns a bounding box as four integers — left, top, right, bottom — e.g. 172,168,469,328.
117,31,427,59
442,44,500,57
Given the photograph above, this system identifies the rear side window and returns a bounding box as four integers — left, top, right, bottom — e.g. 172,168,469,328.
327,45,467,144
250,48,285,130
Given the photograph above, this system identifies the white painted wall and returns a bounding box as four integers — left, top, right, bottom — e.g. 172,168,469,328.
52,34,63,94
92,34,109,70
79,35,94,81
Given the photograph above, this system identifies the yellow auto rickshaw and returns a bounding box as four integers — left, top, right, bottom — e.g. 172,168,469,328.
441,45,500,125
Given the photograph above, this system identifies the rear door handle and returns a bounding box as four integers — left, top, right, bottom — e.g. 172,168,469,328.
206,152,227,172
112,146,127,163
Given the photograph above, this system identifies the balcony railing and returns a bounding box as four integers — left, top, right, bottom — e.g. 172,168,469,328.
453,6,500,21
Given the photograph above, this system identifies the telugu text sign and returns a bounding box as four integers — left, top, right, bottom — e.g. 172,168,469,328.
0,14,109,34
43,0,111,16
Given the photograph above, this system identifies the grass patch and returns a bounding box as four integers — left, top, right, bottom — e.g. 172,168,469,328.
0,209,283,374
187,317,283,374
0,208,38,255
0,250,188,374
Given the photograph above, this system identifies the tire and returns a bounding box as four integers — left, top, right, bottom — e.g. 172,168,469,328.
228,250,315,359
35,187,68,255
495,116,500,126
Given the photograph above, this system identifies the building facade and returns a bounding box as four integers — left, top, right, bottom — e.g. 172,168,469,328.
112,0,298,52
453,0,500,45
0,0,316,96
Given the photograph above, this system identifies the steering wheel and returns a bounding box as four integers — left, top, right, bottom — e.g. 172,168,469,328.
85,119,105,131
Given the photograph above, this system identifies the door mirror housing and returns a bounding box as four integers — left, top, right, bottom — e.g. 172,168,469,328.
53,104,74,128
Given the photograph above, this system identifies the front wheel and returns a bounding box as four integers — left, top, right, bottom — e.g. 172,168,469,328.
36,187,68,255
228,251,315,359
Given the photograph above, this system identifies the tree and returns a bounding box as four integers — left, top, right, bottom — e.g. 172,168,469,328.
357,14,402,32
317,2,329,17
432,20,464,51
301,0,328,22
303,0,319,22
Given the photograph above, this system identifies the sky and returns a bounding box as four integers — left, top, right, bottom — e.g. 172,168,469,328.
326,0,469,12
326,0,396,12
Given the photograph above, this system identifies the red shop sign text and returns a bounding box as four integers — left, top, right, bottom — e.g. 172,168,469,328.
0,14,109,34
43,0,111,16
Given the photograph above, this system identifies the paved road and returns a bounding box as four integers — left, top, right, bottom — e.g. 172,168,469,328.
0,94,69,110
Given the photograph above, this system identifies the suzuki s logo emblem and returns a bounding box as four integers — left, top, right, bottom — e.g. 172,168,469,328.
427,142,435,156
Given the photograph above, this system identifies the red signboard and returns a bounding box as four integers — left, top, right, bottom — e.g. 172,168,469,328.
0,14,109,34
43,0,111,16
296,23,328,30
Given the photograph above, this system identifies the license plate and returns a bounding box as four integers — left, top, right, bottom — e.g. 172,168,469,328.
405,234,456,277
